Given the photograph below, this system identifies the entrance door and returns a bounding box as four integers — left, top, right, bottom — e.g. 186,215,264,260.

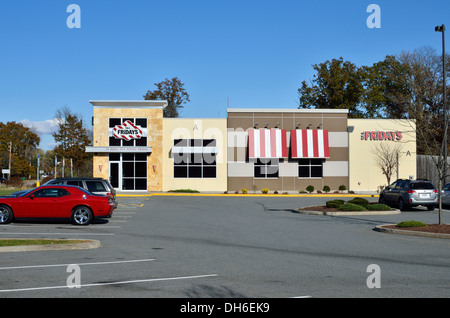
110,162,120,190
109,153,147,191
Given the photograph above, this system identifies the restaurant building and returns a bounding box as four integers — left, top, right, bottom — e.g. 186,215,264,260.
86,100,416,193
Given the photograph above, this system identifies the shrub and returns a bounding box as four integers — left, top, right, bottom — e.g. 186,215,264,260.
261,188,269,194
241,188,248,194
366,204,392,211
347,197,369,208
168,189,200,193
322,185,331,193
396,220,427,228
326,199,345,208
338,203,366,211
338,184,347,191
306,185,314,193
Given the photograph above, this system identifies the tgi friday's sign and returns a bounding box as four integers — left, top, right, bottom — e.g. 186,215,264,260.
361,131,403,141
109,120,147,141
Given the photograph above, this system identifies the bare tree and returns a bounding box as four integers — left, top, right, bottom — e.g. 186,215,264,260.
373,143,403,186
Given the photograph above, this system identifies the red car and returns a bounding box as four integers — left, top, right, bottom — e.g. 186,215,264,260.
0,185,115,225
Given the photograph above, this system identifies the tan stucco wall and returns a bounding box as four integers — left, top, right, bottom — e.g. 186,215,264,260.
162,118,227,192
92,106,164,191
348,119,416,192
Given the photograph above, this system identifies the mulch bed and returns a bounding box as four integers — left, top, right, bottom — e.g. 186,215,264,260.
300,205,450,234
382,224,450,234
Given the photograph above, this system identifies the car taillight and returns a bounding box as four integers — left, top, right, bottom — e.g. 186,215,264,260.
406,190,415,194
433,190,438,193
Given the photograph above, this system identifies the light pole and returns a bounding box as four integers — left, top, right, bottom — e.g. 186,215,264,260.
435,24,447,185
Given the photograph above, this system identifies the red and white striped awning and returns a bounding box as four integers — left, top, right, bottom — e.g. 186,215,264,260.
290,129,329,158
248,129,288,159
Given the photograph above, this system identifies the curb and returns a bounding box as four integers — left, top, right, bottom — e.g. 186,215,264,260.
0,239,101,253
374,224,450,239
297,206,400,216
117,193,379,198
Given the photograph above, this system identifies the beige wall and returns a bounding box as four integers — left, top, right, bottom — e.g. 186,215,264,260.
91,106,164,191
348,119,416,192
162,118,227,192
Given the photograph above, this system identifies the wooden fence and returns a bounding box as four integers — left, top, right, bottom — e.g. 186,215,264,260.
416,155,450,187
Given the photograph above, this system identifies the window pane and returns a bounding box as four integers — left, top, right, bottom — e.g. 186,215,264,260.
135,118,147,128
203,153,216,165
122,178,134,190
299,166,310,178
135,178,147,190
203,166,216,178
109,118,121,128
174,166,188,178
123,162,134,177
188,166,202,178
122,139,134,147
298,159,310,165
254,165,266,178
135,162,147,178
203,139,216,147
311,159,323,165
311,166,323,178
135,153,147,161
109,153,120,161
174,139,188,147
266,165,279,178
174,153,188,165
135,137,147,146
190,153,202,165
109,137,121,146
122,153,134,161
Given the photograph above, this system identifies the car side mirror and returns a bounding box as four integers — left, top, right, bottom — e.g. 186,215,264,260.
29,194,34,200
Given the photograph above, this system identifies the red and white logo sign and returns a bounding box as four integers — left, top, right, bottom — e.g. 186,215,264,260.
113,120,144,141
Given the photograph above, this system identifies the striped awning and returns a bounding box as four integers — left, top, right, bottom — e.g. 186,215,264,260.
248,129,288,159
290,129,329,158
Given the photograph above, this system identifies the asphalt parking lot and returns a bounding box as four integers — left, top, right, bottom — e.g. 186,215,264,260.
1,194,450,300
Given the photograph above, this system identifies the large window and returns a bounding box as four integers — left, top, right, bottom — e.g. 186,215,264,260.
254,159,279,179
109,153,147,190
298,159,323,178
109,118,147,147
173,139,217,178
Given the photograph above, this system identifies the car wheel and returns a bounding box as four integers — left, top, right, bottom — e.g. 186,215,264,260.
0,205,13,224
398,198,405,211
71,206,93,225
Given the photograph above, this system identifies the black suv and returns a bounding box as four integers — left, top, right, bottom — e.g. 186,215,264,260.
379,179,438,211
43,177,117,207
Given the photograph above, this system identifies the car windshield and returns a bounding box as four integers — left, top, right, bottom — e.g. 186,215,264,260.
410,182,435,190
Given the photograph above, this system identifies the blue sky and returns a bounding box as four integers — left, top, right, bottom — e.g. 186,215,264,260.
1,0,449,149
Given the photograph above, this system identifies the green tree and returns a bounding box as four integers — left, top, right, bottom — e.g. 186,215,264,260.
0,121,40,177
52,107,92,177
298,58,365,118
143,77,190,118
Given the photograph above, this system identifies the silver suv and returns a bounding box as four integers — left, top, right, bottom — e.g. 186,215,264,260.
379,179,438,211
43,178,117,207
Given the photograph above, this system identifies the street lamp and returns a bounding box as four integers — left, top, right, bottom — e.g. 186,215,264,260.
435,24,447,185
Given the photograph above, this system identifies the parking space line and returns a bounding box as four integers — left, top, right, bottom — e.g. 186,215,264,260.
0,258,156,270
0,273,218,293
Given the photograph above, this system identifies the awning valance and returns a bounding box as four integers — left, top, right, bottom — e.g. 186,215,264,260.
248,129,288,159
290,129,329,158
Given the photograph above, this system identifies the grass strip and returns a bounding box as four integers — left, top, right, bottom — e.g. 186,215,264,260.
0,239,90,247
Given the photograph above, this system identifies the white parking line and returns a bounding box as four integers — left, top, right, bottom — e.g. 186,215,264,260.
0,274,218,293
0,258,155,270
